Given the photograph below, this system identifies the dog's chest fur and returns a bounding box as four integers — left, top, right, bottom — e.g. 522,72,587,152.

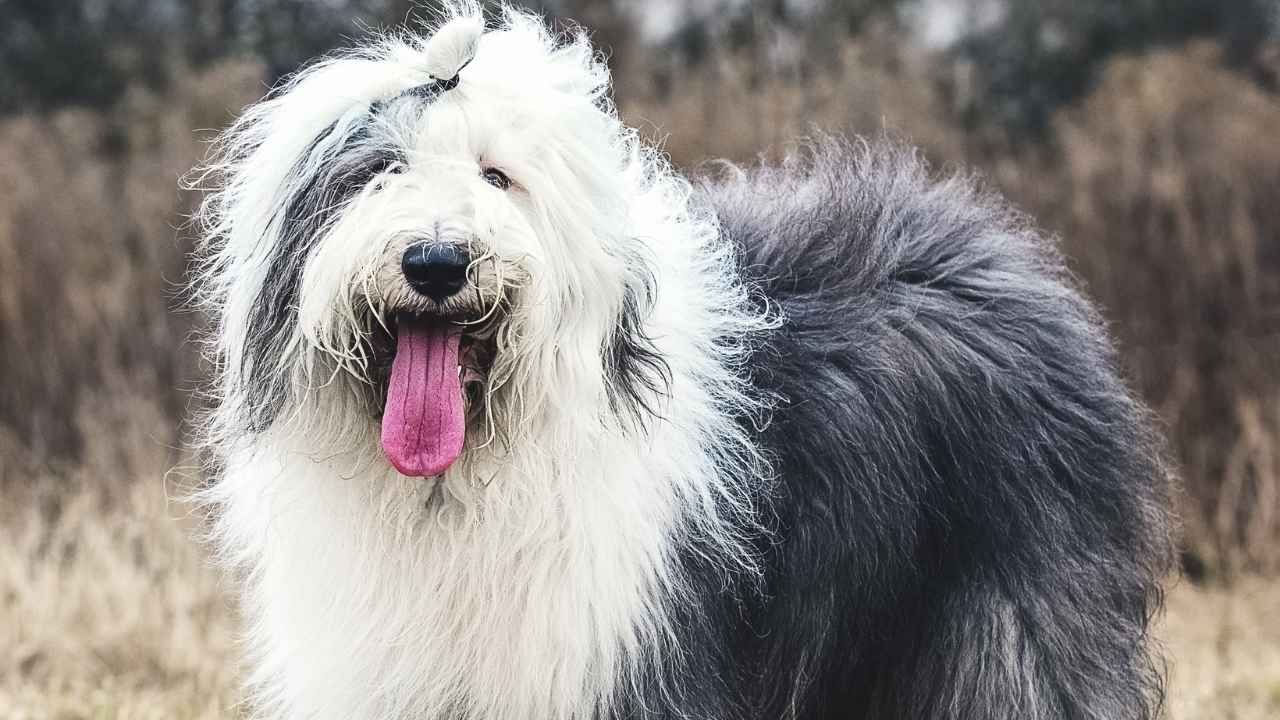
216,427,695,720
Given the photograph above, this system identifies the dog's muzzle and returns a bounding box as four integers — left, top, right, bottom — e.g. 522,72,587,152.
380,238,499,479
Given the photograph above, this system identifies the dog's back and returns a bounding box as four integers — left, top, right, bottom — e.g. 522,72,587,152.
665,137,1175,719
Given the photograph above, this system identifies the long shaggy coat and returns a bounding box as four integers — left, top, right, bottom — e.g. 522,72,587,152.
190,4,1174,719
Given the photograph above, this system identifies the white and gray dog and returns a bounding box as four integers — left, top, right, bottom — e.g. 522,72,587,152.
190,3,1174,719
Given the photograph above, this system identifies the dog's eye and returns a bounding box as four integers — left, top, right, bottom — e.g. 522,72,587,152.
481,167,512,191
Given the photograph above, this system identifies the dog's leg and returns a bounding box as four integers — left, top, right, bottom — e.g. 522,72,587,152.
863,572,1163,720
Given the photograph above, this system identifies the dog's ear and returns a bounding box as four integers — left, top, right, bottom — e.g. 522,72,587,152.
239,115,400,432
605,254,671,426
195,42,426,436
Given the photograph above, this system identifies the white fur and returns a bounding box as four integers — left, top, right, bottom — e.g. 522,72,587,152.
421,14,482,80
192,3,774,719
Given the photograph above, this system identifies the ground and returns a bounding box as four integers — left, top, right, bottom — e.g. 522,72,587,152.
3,471,1278,719
1161,574,1280,718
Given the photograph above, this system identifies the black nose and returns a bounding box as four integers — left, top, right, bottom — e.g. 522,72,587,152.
401,243,471,302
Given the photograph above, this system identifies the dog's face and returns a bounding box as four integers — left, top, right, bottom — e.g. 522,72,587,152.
201,12,667,475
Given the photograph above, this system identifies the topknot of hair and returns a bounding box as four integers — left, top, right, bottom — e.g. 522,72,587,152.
422,15,483,83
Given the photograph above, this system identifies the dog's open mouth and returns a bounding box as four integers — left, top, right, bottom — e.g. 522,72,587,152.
378,312,496,478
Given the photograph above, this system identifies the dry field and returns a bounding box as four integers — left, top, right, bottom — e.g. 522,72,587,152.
2,434,1278,720
0,427,239,720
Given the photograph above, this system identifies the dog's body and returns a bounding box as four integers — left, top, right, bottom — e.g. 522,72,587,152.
192,5,1173,719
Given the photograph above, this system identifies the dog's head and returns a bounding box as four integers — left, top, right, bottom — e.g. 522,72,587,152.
195,5,674,476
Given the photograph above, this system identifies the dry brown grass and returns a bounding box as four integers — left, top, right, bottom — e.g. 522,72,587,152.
0,418,238,720
0,60,258,719
1162,577,1280,719
1,455,1276,719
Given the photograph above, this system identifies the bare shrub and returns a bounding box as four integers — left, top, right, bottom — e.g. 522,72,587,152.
618,22,963,167
0,60,261,463
1046,42,1280,575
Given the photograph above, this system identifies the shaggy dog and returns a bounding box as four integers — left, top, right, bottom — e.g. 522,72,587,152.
190,4,1174,719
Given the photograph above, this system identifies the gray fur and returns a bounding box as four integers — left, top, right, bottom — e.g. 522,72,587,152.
621,136,1177,719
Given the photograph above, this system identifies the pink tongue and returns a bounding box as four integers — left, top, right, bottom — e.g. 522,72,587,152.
381,317,465,477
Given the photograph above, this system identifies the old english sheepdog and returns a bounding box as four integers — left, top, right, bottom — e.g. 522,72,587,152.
189,4,1174,719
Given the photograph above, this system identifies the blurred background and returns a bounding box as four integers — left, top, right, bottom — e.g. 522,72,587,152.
1,1,1278,717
